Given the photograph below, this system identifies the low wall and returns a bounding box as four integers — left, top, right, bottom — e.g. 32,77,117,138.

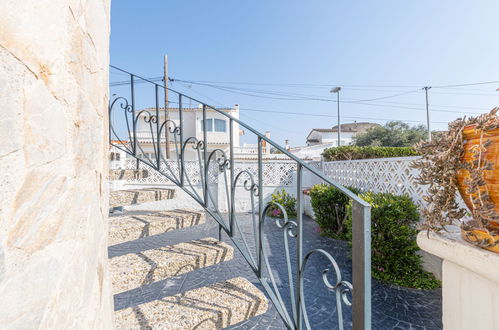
418,227,499,329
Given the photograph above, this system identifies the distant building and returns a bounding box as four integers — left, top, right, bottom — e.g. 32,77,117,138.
306,122,380,146
290,122,381,160
132,105,240,161
131,105,288,161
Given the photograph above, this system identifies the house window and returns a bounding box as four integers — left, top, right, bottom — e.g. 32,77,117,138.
201,119,213,132
214,119,226,132
200,118,226,132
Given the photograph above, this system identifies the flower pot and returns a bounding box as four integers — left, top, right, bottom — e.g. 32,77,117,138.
456,124,499,252
456,125,499,213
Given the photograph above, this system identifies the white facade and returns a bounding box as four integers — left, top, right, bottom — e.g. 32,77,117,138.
306,122,380,147
306,129,354,147
134,105,240,161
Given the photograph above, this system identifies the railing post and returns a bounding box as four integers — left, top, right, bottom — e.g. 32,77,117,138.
352,201,371,330
179,94,184,186
296,163,303,329
155,84,160,169
130,74,138,170
229,118,234,235
202,104,208,206
257,137,263,276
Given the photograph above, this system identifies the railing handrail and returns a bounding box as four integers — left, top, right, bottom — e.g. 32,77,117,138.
110,65,368,207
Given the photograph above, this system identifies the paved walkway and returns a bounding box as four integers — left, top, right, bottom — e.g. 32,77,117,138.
110,212,442,329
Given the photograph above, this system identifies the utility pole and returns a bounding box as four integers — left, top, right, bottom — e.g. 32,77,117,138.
164,55,171,158
330,87,342,146
423,86,432,142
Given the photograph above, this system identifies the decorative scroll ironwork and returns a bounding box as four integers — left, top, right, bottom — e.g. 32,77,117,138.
108,65,371,330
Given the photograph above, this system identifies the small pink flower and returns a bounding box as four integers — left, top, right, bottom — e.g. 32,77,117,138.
272,208,281,216
378,267,385,272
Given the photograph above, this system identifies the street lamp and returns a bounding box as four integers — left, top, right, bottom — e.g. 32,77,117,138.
330,87,342,146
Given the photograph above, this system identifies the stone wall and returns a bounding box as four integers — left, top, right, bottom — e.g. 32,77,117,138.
0,1,113,328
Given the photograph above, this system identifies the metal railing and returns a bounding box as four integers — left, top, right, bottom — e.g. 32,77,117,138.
108,65,371,330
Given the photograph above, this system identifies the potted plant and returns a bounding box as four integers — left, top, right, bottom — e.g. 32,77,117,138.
412,108,499,253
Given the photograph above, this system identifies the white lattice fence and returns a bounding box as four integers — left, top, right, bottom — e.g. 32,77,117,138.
120,159,297,187
232,161,296,186
321,156,428,207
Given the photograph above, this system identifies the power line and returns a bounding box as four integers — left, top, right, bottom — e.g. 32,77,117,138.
172,77,499,90
237,107,452,124
433,80,499,89
174,80,489,115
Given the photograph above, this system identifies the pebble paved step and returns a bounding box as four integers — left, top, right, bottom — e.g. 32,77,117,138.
109,210,205,245
110,237,234,293
109,169,149,181
109,188,176,208
114,277,268,330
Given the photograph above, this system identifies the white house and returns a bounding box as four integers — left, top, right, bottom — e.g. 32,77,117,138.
306,122,380,147
131,105,289,161
290,122,381,160
132,105,240,161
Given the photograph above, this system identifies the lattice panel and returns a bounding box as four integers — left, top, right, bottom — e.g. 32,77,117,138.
123,159,217,185
322,157,428,207
232,161,297,186
121,159,297,187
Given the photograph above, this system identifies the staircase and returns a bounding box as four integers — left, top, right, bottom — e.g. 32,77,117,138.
108,66,372,329
108,170,269,329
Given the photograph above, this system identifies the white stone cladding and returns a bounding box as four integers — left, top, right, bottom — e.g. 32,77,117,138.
0,0,113,328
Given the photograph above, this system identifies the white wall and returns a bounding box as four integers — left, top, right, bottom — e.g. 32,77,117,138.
135,107,239,161
0,1,113,328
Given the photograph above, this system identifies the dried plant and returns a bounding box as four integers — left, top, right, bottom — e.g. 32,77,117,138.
412,108,499,235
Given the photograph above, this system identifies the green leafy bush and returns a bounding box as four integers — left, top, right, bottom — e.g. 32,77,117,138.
266,189,297,219
322,146,418,161
354,121,427,147
309,184,359,240
345,192,440,289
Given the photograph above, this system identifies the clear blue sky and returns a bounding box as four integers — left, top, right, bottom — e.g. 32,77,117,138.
110,1,499,146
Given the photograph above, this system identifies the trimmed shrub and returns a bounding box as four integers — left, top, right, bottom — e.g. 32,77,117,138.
266,188,296,219
322,146,418,161
309,184,359,240
345,192,440,289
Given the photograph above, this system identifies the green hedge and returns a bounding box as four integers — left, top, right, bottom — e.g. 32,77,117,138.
309,184,359,240
345,192,440,289
322,146,418,161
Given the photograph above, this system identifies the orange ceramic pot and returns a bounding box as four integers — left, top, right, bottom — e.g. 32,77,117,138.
456,125,499,252
456,125,499,214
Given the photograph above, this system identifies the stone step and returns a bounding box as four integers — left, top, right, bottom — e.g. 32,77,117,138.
114,277,268,330
109,188,175,208
109,169,149,181
110,237,234,294
108,210,205,245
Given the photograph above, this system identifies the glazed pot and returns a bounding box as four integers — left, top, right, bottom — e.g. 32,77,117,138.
456,125,499,213
456,125,499,252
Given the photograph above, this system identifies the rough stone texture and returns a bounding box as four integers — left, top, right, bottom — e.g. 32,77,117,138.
115,277,268,329
109,210,206,245
0,1,113,328
111,237,234,293
109,188,176,208
109,169,149,181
